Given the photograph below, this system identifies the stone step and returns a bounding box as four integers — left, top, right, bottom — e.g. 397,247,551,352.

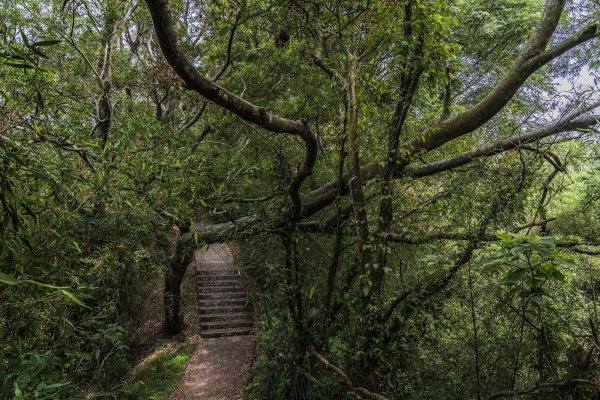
198,279,242,287
198,285,242,293
198,279,238,285
197,269,238,276
201,319,253,330
200,312,250,322
200,327,252,338
200,305,248,314
198,292,246,300
197,276,241,286
198,275,239,282
199,298,246,307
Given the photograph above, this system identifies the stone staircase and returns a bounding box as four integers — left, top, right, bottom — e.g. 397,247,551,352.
196,244,253,339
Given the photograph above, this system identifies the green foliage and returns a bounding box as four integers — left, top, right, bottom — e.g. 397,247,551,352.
481,233,573,288
0,34,61,70
0,10,173,397
1,0,599,398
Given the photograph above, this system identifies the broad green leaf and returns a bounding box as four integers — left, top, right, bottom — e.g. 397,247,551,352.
551,269,566,282
506,268,528,282
510,245,528,255
60,289,91,309
0,272,20,285
535,246,553,257
495,232,512,241
540,237,555,245
25,279,67,289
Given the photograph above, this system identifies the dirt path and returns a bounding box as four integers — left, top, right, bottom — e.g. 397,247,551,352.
169,243,254,400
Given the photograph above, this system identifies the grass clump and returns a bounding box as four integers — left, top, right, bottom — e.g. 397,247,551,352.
126,342,196,400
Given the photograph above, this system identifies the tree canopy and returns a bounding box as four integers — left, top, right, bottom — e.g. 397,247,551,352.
1,0,600,398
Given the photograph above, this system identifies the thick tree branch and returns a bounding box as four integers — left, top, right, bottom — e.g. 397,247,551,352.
380,288,414,323
303,1,598,217
403,115,599,179
345,56,373,271
375,10,425,290
397,0,583,162
146,0,308,135
185,116,600,248
303,112,600,218
388,230,600,256
313,56,344,86
181,214,268,246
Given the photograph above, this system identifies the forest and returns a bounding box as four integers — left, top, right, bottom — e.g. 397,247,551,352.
1,0,600,398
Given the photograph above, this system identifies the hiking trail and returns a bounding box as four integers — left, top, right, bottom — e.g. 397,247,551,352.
170,243,254,400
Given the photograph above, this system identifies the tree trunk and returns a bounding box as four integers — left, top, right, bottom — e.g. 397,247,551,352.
346,57,372,273
164,235,194,334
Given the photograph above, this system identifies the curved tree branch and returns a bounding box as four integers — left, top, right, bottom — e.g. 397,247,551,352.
302,0,598,217
403,115,599,179
146,0,307,135
397,1,598,163
145,0,318,217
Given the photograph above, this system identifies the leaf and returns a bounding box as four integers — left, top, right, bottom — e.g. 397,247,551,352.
76,352,92,361
41,382,71,389
25,279,66,289
29,46,49,59
19,201,36,217
481,259,504,271
19,30,30,47
540,237,555,245
557,256,577,267
11,48,35,64
535,245,553,257
19,236,34,253
60,289,91,309
551,269,566,282
32,40,62,47
506,268,528,282
309,282,316,299
0,271,20,285
496,232,512,241
2,62,35,69
510,245,528,255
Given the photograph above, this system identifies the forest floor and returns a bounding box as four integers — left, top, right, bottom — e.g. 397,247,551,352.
168,243,255,400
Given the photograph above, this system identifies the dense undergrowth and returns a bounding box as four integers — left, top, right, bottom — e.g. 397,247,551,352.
0,203,170,398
